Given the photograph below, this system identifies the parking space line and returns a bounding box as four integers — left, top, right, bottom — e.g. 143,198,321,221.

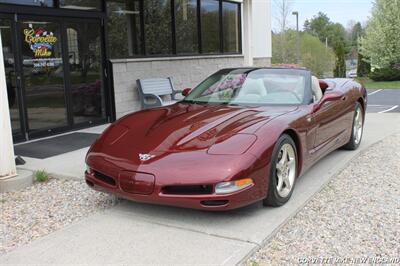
378,105,399,113
368,89,383,96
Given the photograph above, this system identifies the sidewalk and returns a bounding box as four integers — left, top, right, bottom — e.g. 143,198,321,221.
15,124,109,179
2,113,399,265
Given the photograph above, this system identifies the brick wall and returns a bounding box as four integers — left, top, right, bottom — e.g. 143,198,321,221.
111,55,271,118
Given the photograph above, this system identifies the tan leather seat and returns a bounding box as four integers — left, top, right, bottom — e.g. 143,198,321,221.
311,76,323,102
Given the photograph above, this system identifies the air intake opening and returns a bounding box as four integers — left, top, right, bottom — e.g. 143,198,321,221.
86,180,94,187
201,200,229,206
163,185,213,195
93,171,116,186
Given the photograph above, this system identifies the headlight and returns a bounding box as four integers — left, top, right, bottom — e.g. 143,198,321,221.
215,178,253,194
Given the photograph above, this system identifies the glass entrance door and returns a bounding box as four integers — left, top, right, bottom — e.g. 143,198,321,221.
1,17,23,139
2,14,108,141
65,20,106,125
19,19,68,134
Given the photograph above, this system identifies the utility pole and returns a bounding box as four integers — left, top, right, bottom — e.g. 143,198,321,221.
292,11,300,64
0,30,17,180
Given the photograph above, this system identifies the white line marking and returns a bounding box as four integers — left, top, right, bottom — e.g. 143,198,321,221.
378,105,399,113
368,104,384,106
368,89,383,95
222,254,235,265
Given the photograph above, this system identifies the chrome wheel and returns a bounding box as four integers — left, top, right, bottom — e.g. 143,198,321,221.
354,107,363,144
275,143,296,198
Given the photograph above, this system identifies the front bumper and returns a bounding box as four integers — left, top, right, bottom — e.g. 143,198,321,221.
85,170,262,210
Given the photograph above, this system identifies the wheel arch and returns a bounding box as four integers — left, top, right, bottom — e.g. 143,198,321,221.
357,97,365,113
281,128,303,176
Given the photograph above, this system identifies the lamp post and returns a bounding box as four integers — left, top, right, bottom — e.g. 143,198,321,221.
292,11,300,64
0,30,17,180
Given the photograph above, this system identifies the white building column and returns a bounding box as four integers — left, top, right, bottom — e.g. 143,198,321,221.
243,0,253,66
0,31,17,180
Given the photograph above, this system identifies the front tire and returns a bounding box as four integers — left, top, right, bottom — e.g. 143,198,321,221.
263,134,297,207
343,102,364,150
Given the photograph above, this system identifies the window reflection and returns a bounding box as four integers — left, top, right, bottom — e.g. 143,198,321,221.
144,0,172,55
223,2,240,53
201,0,220,54
0,0,53,7
66,22,105,124
59,0,101,10
107,0,142,58
175,0,198,54
105,0,241,58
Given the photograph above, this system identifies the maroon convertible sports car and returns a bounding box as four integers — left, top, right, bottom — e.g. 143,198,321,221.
85,67,367,210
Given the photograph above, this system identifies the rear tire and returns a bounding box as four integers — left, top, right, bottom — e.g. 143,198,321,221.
263,134,297,207
343,102,364,150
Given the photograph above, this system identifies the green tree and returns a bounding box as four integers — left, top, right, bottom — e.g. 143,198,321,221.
360,0,400,68
272,31,335,76
348,22,363,62
350,22,363,46
304,13,348,77
357,52,371,77
333,42,346,77
271,30,297,64
301,33,335,77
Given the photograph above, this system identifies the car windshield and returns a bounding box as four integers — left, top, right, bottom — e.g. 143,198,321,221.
183,68,309,105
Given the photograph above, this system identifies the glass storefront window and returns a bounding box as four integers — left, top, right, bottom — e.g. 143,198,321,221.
107,0,142,58
106,0,241,58
175,0,198,54
59,0,101,10
0,0,53,7
143,0,172,55
223,1,240,53
201,0,220,54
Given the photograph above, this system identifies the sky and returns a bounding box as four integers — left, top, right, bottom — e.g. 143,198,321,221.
271,0,374,31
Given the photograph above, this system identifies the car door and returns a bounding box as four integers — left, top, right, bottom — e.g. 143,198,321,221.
312,91,350,149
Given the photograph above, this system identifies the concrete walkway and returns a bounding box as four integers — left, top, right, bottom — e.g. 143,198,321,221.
14,124,109,179
2,113,399,265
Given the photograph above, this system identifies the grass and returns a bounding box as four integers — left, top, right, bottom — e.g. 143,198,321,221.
356,77,400,89
35,170,49,182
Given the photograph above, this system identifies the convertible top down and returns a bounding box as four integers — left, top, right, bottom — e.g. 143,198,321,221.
85,67,367,210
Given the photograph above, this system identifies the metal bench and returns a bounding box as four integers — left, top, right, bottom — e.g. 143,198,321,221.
136,77,182,109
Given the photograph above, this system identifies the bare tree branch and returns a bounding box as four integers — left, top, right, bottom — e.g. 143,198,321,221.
274,0,293,33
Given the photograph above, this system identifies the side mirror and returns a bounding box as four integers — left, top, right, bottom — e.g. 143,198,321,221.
313,91,344,113
182,88,192,97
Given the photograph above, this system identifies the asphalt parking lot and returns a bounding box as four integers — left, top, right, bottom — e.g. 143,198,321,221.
366,89,400,113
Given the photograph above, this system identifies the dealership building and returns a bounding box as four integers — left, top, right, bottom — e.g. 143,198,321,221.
1,0,271,142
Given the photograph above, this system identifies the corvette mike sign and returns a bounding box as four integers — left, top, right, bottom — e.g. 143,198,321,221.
24,27,57,58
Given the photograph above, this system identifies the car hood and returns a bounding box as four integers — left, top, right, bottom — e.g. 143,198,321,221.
100,103,297,154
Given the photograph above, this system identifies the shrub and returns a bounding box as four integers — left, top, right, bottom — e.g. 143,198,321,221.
35,170,49,182
369,67,400,81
